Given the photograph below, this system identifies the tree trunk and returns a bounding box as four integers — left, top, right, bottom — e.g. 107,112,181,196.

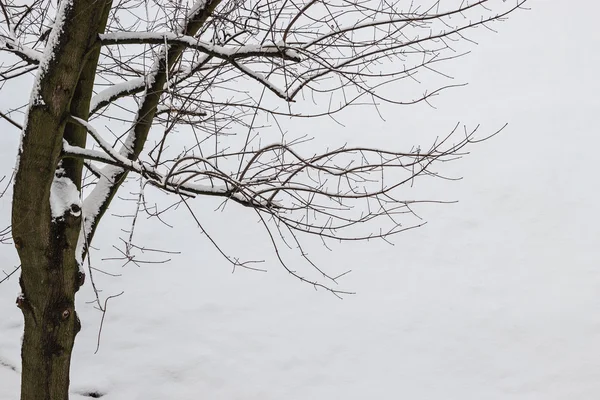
17,216,82,400
12,2,112,399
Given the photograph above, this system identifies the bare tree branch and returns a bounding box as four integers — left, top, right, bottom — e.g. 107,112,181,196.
4,0,529,394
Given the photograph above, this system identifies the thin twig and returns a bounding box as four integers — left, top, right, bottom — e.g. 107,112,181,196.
94,291,125,354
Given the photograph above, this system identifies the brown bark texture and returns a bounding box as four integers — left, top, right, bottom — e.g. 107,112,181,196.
12,2,112,399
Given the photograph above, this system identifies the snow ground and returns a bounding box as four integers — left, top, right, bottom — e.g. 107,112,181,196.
1,2,600,399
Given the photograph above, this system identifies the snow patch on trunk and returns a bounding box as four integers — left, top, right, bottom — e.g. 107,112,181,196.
50,167,81,220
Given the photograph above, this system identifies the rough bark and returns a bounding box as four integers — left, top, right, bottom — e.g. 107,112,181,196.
12,1,112,399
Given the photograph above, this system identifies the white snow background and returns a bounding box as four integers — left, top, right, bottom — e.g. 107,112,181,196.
1,1,600,399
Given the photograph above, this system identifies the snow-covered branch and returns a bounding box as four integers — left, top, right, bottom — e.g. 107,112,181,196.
229,60,290,100
66,114,486,245
99,32,302,62
24,0,526,293
0,36,42,64
69,116,143,171
89,78,145,115
65,117,279,209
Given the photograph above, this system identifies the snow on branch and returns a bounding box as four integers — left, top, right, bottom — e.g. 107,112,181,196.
89,78,145,115
86,0,529,129
66,113,497,295
66,117,274,209
229,60,290,100
98,32,302,62
0,36,42,64
39,0,527,293
67,116,488,241
68,116,143,171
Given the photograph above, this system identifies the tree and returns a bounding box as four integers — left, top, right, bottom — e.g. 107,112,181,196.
0,0,527,399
